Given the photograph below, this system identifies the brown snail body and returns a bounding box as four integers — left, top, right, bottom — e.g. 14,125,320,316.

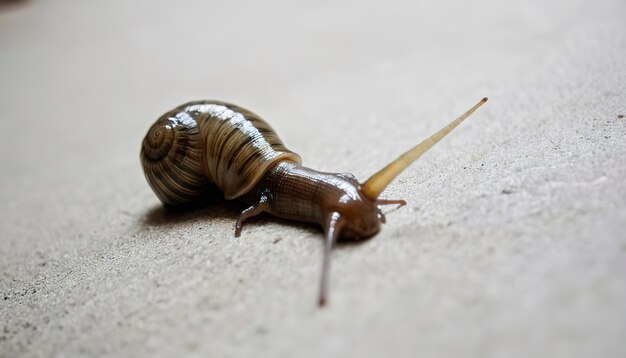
141,98,488,306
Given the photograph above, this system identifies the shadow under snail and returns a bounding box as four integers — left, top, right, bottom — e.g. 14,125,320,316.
140,97,488,306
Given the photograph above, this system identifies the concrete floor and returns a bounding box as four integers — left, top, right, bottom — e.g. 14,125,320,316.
1,0,625,357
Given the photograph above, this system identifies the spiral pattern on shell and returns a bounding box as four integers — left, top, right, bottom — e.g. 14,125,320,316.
141,110,208,205
140,100,302,205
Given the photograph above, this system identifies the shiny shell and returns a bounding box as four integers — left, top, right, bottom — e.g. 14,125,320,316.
140,100,302,204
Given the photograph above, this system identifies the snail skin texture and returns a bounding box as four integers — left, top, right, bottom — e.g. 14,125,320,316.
141,98,488,306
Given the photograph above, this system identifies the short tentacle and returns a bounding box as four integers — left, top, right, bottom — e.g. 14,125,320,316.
376,199,406,223
235,197,270,237
376,199,407,207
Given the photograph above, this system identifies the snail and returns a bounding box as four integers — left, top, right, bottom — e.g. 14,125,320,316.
141,98,488,306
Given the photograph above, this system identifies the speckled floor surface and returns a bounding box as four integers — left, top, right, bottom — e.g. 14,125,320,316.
1,0,625,357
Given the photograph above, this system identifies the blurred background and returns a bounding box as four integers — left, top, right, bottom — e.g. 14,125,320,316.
1,0,625,357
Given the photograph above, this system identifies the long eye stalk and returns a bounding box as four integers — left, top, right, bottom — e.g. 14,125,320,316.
319,212,342,306
361,98,488,200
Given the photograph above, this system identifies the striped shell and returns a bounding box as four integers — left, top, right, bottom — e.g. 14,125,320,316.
140,100,302,205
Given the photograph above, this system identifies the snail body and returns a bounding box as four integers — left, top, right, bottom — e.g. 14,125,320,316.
141,98,488,305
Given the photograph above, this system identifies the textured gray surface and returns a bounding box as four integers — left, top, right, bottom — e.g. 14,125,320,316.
1,0,626,357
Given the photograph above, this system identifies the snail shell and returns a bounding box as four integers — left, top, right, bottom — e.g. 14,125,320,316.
140,100,301,205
